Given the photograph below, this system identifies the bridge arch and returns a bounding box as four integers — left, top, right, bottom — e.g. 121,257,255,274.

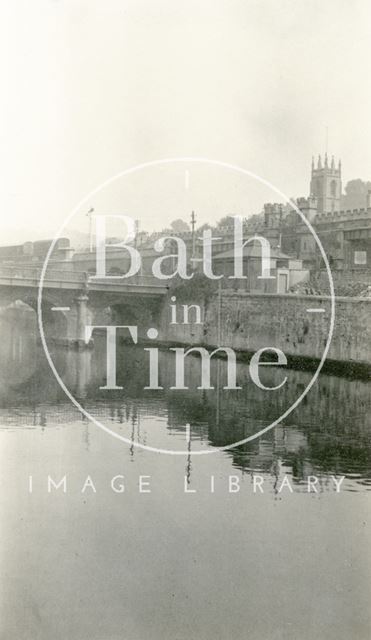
0,288,73,346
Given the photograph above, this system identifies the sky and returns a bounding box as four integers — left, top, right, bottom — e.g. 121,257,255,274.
1,0,371,242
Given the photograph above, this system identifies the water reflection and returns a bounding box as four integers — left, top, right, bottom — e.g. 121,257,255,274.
0,309,370,490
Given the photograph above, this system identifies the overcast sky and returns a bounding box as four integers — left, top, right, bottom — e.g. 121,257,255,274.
1,0,371,241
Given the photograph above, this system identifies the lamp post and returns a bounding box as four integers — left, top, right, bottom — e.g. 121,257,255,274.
86,207,94,252
190,210,196,260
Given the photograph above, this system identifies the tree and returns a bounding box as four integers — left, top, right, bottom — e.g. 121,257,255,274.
342,179,371,210
197,223,213,233
170,218,190,233
169,272,218,304
216,215,235,228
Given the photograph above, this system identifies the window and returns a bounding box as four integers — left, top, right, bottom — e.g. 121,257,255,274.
330,180,337,197
354,251,367,265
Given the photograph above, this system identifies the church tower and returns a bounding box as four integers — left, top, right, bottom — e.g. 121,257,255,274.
310,154,342,214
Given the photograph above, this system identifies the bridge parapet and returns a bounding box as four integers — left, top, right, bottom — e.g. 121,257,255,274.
0,265,167,292
0,265,85,283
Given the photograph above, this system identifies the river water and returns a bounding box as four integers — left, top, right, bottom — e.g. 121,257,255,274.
0,308,370,640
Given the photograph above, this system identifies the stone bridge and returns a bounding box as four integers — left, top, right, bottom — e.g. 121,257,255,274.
0,265,168,346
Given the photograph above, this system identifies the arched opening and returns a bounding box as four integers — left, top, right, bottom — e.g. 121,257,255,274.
0,293,69,345
0,300,38,387
0,294,71,393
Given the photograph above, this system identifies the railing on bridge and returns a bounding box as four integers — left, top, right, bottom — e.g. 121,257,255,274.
0,265,85,283
0,265,167,289
90,273,167,288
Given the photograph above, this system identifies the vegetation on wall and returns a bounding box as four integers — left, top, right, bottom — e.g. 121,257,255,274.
168,273,219,305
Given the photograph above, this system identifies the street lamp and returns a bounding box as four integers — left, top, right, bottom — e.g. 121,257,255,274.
86,207,94,252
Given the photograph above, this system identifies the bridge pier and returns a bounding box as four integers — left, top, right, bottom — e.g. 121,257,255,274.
61,293,94,348
75,293,91,347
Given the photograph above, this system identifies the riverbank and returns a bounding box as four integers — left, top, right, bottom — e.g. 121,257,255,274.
152,291,371,379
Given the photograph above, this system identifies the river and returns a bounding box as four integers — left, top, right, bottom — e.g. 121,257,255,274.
0,307,370,640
